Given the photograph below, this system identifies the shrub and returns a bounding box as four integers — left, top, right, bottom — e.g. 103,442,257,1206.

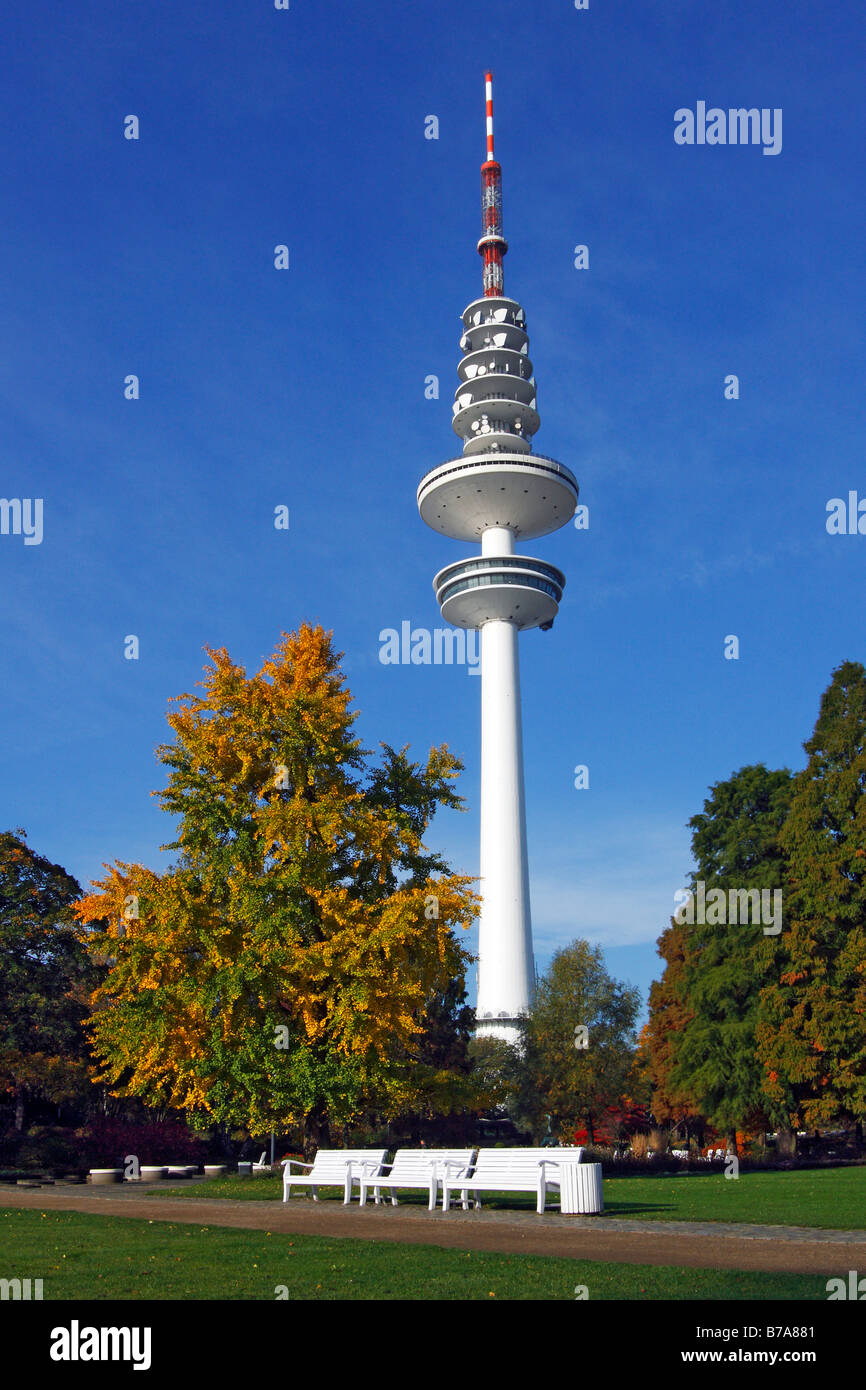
74,1117,208,1168
17,1126,81,1173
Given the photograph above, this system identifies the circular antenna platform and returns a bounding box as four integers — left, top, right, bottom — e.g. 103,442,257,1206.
417,452,578,542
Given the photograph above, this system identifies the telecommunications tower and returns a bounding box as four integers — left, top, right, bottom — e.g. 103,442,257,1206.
417,73,579,1045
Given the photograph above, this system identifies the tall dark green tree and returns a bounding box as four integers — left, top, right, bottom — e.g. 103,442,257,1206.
669,765,794,1144
0,831,97,1131
758,662,866,1132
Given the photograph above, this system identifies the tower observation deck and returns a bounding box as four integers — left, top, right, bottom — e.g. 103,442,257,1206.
417,73,579,1045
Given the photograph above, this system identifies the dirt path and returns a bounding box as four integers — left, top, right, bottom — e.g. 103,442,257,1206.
2,1185,863,1276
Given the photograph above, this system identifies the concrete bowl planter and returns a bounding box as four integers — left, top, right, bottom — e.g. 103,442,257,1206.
139,1166,167,1182
203,1164,227,1178
89,1169,123,1185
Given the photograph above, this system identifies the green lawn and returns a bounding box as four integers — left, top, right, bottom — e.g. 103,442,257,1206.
0,1208,827,1300
160,1165,866,1230
600,1167,866,1230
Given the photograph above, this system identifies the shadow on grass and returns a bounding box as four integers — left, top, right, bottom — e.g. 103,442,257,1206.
149,1179,676,1219
600,1201,675,1216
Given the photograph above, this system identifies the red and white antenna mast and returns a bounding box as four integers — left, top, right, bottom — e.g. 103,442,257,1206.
478,70,508,297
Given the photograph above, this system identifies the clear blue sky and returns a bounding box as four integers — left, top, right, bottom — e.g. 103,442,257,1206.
2,0,864,1020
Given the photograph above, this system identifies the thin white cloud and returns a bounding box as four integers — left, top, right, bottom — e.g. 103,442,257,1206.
529,817,693,950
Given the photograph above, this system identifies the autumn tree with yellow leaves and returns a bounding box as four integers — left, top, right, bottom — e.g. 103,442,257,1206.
75,625,478,1151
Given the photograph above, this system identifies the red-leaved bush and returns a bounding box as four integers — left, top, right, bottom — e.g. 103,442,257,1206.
75,1117,208,1168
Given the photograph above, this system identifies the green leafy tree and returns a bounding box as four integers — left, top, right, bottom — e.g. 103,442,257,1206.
515,941,641,1143
758,662,866,1132
0,831,97,1132
670,765,794,1145
465,1036,518,1115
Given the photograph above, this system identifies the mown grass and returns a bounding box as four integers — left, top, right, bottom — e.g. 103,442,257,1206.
0,1209,828,1300
596,1167,866,1230
159,1165,866,1230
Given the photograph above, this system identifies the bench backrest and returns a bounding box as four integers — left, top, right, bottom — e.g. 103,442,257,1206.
305,1148,388,1180
471,1147,584,1183
386,1149,475,1182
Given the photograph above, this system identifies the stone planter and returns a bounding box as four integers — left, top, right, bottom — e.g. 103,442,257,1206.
139,1166,167,1182
237,1162,252,1177
89,1168,123,1185
203,1165,227,1178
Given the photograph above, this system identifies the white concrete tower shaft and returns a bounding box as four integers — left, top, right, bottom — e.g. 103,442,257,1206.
416,74,578,1047
477,529,535,1037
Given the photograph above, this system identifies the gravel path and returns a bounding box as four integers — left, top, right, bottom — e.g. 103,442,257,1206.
2,1184,863,1276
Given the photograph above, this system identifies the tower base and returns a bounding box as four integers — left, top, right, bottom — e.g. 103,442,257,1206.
474,1014,524,1047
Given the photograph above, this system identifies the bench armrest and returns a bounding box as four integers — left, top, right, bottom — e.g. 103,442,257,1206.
282,1159,313,1172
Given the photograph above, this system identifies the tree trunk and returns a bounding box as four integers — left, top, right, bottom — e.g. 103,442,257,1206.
777,1127,797,1158
303,1102,332,1161
219,1124,234,1159
14,1086,25,1133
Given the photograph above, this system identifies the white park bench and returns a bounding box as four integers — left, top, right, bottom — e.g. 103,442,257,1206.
281,1149,388,1205
441,1146,584,1214
358,1148,476,1211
